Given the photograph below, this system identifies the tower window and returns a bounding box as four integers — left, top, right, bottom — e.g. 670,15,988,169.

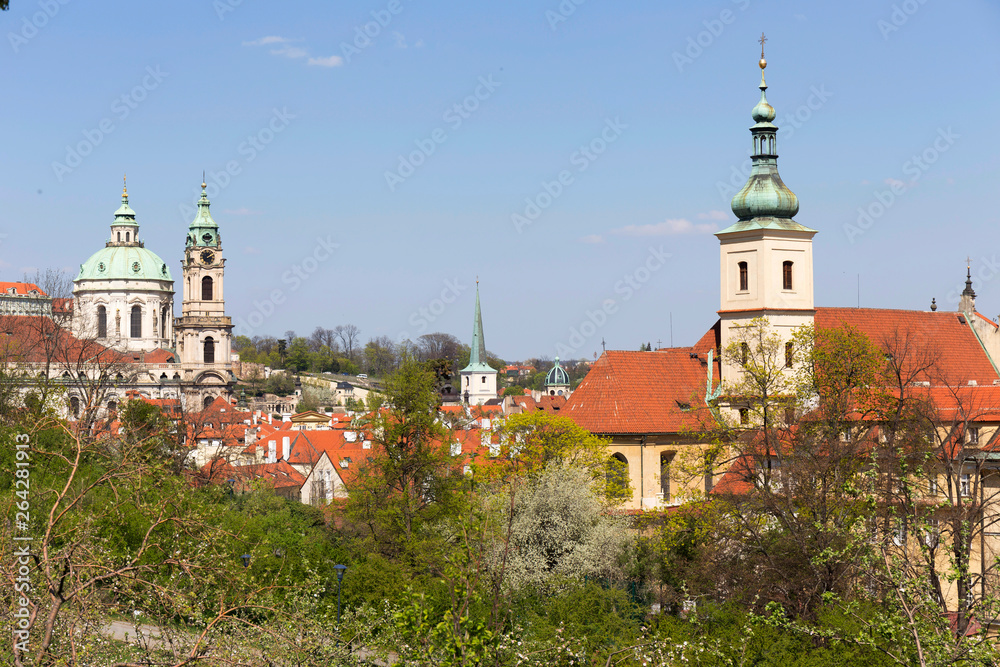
161,306,168,338
785,341,793,368
130,305,142,338
117,232,121,242
738,261,748,291
97,305,107,338
202,276,213,301
481,375,486,384
783,261,793,290
741,342,749,366
204,336,215,364
125,232,130,242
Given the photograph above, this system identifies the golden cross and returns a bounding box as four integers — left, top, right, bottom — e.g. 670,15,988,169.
759,32,767,58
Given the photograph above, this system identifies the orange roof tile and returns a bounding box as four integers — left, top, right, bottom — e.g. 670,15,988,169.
563,348,716,434
815,308,999,385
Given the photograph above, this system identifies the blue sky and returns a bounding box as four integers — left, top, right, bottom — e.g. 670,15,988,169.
2,0,999,361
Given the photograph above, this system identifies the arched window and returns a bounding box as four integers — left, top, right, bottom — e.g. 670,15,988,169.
130,305,142,338
161,307,168,338
204,336,215,364
69,396,80,418
785,341,794,368
607,453,629,495
738,261,749,291
117,232,121,242
782,261,793,290
202,276,213,301
204,395,214,410
741,342,749,366
125,232,130,242
97,306,107,338
107,401,117,413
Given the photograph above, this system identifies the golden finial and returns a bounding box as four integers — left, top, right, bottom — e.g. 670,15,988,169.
758,32,767,69
122,173,128,197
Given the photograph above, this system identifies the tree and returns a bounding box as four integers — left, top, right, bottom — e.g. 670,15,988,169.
285,336,311,372
344,359,465,559
483,412,631,503
309,326,338,353
334,324,361,362
264,372,294,396
485,464,633,591
364,335,400,378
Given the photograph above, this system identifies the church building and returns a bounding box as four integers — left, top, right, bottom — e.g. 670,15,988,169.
564,49,1000,511
68,177,235,411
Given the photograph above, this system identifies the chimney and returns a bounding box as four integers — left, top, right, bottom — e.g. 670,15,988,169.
282,436,290,461
267,439,276,463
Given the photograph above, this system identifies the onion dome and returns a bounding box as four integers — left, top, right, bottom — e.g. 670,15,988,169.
719,41,813,235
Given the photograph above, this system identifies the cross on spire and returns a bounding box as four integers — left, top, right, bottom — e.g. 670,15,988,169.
758,32,767,58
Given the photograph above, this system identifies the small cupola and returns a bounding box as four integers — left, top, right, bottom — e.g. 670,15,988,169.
108,174,141,247
545,357,571,396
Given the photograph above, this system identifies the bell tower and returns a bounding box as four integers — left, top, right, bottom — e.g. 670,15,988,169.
173,177,234,404
716,38,817,384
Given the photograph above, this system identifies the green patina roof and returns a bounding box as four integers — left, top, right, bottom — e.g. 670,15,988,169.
545,357,570,386
186,181,220,248
718,59,814,237
76,245,172,283
462,284,496,374
75,184,173,284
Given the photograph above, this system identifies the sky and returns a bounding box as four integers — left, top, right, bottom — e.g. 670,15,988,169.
1,0,999,362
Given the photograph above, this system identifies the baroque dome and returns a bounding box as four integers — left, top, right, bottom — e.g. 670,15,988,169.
76,245,172,284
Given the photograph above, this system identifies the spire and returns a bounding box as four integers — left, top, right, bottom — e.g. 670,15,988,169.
721,38,808,234
462,281,494,373
960,259,976,314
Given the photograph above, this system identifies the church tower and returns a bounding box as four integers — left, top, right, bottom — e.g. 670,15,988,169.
173,178,234,406
460,283,497,406
717,40,817,385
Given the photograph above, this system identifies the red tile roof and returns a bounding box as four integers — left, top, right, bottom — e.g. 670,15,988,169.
815,308,999,385
563,348,717,434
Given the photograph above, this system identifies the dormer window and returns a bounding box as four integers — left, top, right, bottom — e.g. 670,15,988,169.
782,261,793,290
738,261,748,291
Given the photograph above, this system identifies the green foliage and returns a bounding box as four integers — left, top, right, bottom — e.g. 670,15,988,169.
265,371,295,395
484,411,631,503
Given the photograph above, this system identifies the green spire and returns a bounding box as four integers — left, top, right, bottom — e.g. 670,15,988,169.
462,281,494,373
719,39,813,236
187,174,220,247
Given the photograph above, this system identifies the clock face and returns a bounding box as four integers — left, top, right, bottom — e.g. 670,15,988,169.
201,250,215,264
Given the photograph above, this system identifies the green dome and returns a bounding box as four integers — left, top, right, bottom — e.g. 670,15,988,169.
546,357,570,387
76,245,173,283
